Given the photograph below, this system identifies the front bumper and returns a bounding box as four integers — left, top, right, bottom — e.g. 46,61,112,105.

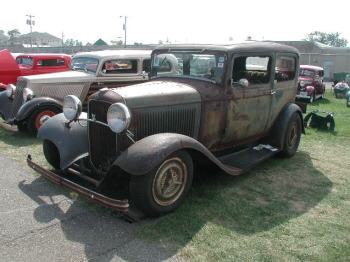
26,155,139,220
296,92,310,100
0,121,18,131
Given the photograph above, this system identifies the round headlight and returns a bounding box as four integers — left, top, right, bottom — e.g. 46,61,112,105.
22,88,35,102
6,84,16,97
107,103,131,133
300,81,306,87
63,95,82,121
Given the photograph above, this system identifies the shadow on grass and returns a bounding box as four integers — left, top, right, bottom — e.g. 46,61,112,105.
136,150,332,248
16,149,332,258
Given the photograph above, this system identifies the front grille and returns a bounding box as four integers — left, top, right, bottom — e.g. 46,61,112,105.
9,80,27,119
88,99,200,170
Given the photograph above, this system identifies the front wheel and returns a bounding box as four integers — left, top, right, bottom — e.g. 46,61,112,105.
280,113,302,158
27,106,61,136
129,150,193,216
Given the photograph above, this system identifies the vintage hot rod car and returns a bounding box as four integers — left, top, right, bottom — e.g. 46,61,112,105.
295,65,325,103
0,49,71,91
28,42,304,219
0,50,157,135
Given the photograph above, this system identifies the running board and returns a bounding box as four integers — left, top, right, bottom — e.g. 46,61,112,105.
218,146,280,173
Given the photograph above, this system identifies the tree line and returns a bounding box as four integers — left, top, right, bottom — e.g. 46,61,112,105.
1,29,348,47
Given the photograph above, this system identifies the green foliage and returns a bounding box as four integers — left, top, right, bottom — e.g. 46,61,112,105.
303,31,348,47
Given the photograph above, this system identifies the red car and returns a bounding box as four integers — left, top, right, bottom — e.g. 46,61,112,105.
0,49,71,91
296,65,326,103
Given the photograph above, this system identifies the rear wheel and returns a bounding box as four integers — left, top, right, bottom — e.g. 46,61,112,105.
27,106,61,136
43,139,61,169
280,113,302,158
129,150,193,216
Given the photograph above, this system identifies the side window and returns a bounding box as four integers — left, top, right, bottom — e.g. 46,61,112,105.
142,59,151,73
275,56,296,82
232,56,270,85
37,59,66,67
103,59,138,74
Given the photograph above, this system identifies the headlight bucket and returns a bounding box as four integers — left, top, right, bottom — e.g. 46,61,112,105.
63,95,82,121
22,88,35,102
300,81,306,87
107,103,131,134
6,84,16,97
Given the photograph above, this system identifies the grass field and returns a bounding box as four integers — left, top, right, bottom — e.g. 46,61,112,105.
0,89,349,261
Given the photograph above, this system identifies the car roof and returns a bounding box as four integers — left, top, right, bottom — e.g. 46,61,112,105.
300,65,324,71
153,42,300,56
17,53,71,59
73,49,152,60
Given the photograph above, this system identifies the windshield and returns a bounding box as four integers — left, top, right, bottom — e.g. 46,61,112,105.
299,69,315,78
70,57,99,73
152,52,226,85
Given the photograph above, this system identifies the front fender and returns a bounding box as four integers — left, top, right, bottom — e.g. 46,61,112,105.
38,112,88,170
0,91,13,120
16,97,62,121
305,85,315,95
112,133,243,176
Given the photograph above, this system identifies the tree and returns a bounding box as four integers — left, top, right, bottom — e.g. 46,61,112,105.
0,30,4,35
64,39,83,46
303,31,348,47
7,29,21,44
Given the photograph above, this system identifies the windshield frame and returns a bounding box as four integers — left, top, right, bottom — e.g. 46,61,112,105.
151,51,227,86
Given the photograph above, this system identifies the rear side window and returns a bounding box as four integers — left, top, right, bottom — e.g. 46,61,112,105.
232,56,271,84
103,59,138,74
275,56,296,82
37,59,66,67
16,57,34,67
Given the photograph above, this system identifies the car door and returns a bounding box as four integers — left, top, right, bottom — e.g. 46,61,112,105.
219,53,273,147
268,53,298,129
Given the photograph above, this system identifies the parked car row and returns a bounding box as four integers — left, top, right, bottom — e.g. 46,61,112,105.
0,49,72,91
0,50,155,135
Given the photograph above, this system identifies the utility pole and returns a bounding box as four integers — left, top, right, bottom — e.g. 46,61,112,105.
26,15,35,48
120,16,128,48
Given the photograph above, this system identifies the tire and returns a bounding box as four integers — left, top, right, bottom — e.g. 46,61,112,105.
27,106,61,137
280,113,302,158
129,150,193,216
17,121,27,133
43,139,61,169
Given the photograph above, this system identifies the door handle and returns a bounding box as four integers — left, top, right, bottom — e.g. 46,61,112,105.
271,90,276,95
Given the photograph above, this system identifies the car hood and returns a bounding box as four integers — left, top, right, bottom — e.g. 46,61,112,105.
0,49,20,73
18,70,93,83
109,81,202,108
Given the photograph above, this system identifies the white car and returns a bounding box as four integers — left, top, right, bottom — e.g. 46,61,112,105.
0,50,163,136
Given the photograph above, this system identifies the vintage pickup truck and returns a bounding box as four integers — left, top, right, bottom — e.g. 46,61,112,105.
28,42,305,220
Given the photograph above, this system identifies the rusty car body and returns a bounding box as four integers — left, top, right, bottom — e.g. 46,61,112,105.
0,49,155,136
0,49,71,91
296,65,325,103
28,42,304,219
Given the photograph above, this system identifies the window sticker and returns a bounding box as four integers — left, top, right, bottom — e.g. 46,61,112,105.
218,63,224,68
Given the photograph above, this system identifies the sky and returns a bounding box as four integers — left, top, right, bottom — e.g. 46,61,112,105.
1,0,350,46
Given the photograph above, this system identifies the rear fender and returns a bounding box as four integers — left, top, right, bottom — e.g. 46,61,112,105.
16,97,62,121
111,133,243,176
38,112,88,170
268,103,304,149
